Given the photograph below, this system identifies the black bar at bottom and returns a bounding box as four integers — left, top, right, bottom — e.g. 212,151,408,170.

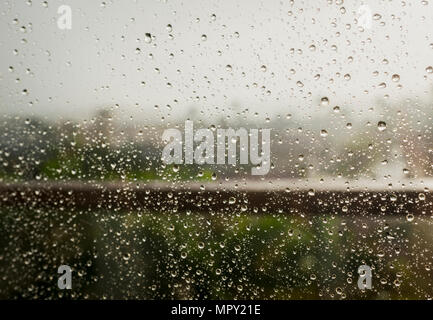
1,300,430,319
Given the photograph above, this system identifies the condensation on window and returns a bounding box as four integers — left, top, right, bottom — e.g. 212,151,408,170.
0,0,433,300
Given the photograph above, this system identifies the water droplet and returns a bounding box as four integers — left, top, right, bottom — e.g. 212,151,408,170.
320,129,328,137
377,121,387,131
144,33,152,43
320,97,329,106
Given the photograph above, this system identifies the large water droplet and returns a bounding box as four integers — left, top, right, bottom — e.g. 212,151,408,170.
377,121,387,131
144,33,152,43
320,97,329,106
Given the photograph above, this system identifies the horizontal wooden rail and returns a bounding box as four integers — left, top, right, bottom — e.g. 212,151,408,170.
0,179,431,215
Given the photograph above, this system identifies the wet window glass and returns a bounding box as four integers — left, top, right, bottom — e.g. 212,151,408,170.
1,0,433,300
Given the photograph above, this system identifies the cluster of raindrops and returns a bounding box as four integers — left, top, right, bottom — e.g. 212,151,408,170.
1,0,433,300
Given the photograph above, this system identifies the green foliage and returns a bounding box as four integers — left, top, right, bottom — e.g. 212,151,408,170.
0,208,427,299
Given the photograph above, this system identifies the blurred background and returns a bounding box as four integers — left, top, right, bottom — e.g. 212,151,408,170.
1,0,433,299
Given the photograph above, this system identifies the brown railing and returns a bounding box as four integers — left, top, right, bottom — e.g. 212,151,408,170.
1,179,431,215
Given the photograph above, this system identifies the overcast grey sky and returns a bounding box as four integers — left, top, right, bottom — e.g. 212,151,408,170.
1,0,432,124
